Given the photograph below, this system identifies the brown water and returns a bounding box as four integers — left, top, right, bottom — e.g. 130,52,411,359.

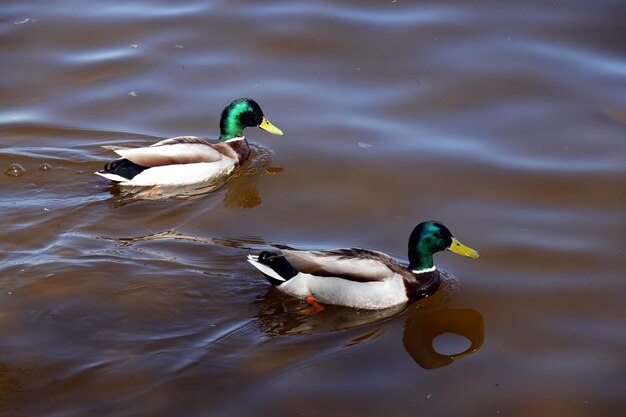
1,0,625,416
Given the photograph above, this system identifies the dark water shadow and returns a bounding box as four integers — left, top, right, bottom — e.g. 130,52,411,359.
252,280,484,369
402,306,484,369
102,144,282,209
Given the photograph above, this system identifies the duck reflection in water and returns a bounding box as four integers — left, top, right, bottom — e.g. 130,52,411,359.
402,306,483,369
103,145,281,208
253,277,484,369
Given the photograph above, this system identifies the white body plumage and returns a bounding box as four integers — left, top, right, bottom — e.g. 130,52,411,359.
247,254,409,310
95,136,244,186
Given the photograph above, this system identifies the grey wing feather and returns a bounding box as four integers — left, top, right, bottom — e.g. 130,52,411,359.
101,145,132,151
281,248,399,282
114,137,225,167
150,136,213,147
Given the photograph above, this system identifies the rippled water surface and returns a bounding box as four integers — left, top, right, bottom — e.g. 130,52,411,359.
1,0,625,416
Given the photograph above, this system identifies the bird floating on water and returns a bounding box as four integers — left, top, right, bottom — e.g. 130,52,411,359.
247,221,479,311
95,98,283,186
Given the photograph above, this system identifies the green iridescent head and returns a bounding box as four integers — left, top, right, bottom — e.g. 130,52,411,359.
219,98,283,141
407,221,479,272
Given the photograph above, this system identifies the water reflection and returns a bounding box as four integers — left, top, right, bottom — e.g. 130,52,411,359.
102,145,281,208
254,287,407,335
403,307,484,369
253,284,484,369
105,179,225,205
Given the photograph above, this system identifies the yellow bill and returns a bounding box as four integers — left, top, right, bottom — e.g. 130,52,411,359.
447,237,480,259
259,117,284,136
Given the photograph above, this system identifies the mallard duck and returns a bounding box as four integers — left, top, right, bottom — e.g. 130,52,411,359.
247,221,479,310
95,98,283,186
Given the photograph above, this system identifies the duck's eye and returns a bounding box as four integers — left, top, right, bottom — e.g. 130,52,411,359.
434,231,443,238
240,111,261,126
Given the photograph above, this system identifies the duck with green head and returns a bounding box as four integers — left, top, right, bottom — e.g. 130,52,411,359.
95,98,283,186
247,221,479,310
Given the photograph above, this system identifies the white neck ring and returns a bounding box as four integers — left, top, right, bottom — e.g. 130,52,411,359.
411,265,436,274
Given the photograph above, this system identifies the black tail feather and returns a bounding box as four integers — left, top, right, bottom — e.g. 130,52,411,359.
100,158,147,180
258,251,299,285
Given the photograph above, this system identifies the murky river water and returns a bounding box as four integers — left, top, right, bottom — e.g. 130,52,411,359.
1,0,625,416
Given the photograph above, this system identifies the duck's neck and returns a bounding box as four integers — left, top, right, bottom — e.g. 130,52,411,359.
219,128,243,141
219,115,244,141
408,250,434,273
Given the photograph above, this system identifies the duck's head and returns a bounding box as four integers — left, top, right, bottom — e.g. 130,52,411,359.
219,98,283,141
408,221,479,272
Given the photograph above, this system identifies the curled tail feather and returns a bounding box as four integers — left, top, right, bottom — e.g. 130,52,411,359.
247,252,299,286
